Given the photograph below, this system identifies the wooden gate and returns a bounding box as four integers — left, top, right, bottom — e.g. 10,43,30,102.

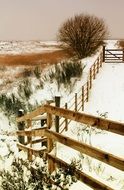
103,46,124,63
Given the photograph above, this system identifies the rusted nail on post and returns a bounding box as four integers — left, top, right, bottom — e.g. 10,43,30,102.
17,109,25,146
55,96,60,132
75,93,77,111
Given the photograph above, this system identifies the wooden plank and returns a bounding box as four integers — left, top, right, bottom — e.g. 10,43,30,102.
47,154,114,190
75,93,77,111
44,105,124,136
32,113,47,121
29,137,47,145
16,106,45,122
45,129,124,171
106,49,123,51
16,127,47,137
17,143,47,156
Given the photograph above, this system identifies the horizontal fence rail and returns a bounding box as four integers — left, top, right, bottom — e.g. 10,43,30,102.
47,154,114,190
43,105,124,136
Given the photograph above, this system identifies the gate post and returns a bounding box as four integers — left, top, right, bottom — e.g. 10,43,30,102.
103,45,105,62
123,49,124,62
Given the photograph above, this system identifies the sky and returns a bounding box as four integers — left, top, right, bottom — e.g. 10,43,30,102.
0,0,124,41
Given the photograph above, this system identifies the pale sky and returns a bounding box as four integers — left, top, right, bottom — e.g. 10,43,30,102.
0,0,124,40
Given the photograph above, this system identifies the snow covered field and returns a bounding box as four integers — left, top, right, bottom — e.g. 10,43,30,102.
0,40,124,189
0,41,59,55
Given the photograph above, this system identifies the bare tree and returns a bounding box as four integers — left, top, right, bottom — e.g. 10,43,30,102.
57,14,108,59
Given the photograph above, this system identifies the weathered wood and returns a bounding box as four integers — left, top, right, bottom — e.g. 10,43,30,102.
47,134,55,173
16,127,47,137
26,119,32,160
27,119,32,145
86,81,89,102
75,93,77,111
32,114,47,121
103,45,105,62
43,105,124,136
65,103,68,131
97,58,99,73
47,113,52,129
55,96,60,132
105,48,124,63
25,137,47,145
100,53,103,67
122,49,124,62
17,110,25,145
93,63,96,79
45,129,124,171
82,86,84,111
17,143,47,157
16,106,45,122
47,154,114,190
89,68,92,89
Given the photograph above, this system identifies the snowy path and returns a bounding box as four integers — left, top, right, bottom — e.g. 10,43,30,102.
85,63,124,122
60,63,124,190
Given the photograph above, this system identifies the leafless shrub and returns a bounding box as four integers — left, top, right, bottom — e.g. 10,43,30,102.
58,13,108,59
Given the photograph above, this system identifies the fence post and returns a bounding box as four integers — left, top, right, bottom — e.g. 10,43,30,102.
82,86,84,111
98,55,101,68
89,68,92,89
55,96,60,132
93,64,96,79
75,93,77,111
27,119,32,161
87,81,89,102
27,119,32,143
47,111,55,173
47,138,55,173
17,109,25,146
65,103,68,131
97,58,99,73
103,45,105,62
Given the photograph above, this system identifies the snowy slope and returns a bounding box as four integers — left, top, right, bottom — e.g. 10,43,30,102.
0,40,124,190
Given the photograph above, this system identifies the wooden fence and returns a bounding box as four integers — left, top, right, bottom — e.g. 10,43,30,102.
16,46,124,189
16,104,124,190
59,49,103,132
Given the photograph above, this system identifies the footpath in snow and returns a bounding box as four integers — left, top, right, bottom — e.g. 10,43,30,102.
59,62,124,190
85,62,124,122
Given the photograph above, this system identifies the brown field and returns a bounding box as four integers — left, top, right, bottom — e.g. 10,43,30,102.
0,49,72,92
118,40,124,48
0,49,71,68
